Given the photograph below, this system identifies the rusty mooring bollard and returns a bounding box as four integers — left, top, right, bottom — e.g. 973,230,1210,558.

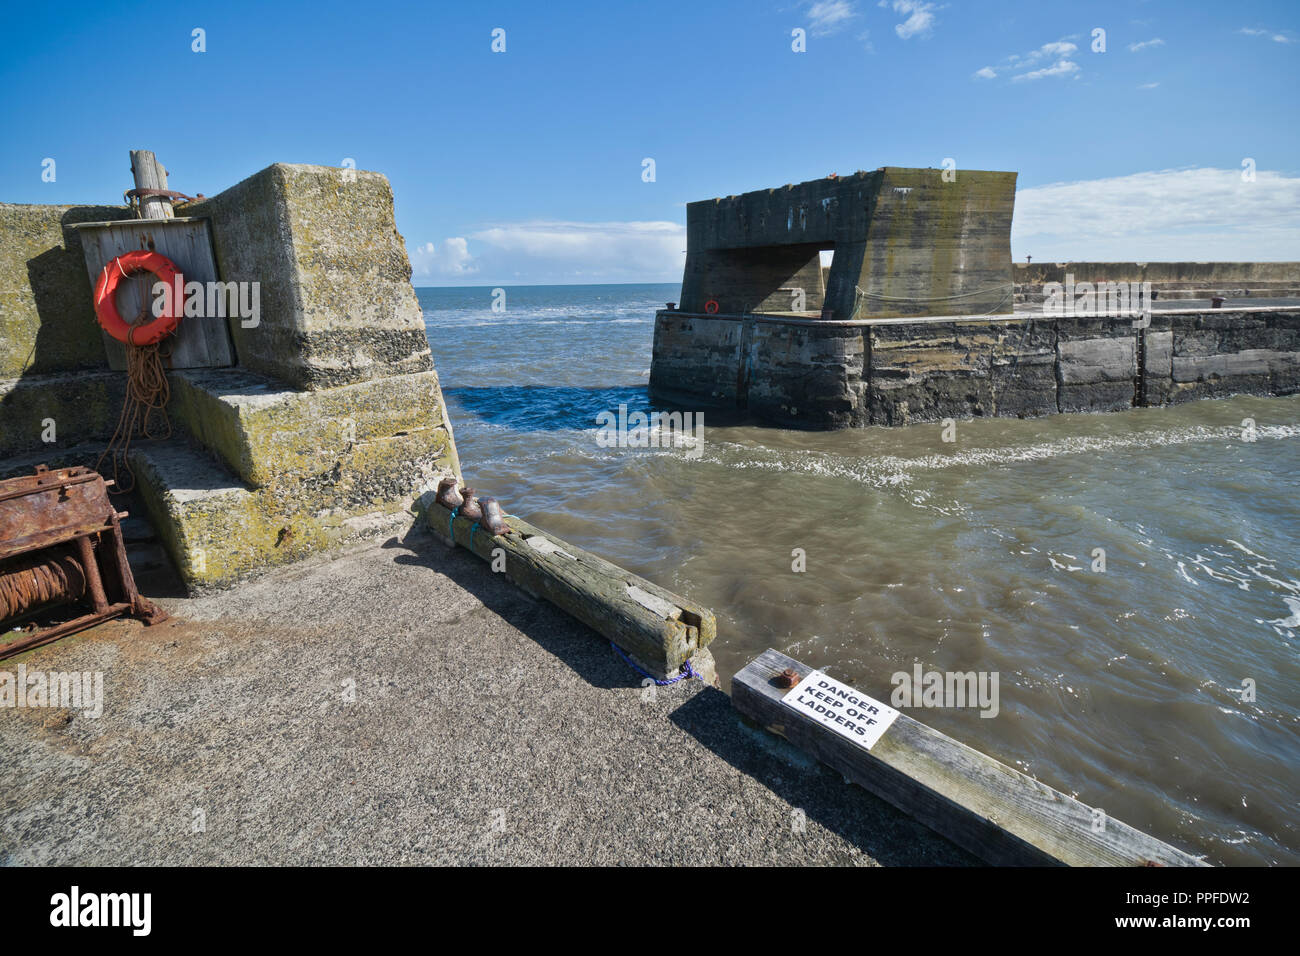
775,668,800,689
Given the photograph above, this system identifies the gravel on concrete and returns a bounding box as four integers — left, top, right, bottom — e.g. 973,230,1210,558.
0,525,975,866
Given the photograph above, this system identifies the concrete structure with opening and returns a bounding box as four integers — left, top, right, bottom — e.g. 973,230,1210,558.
652,169,1300,429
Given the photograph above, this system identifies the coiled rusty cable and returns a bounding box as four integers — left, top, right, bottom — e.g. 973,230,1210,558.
0,550,87,622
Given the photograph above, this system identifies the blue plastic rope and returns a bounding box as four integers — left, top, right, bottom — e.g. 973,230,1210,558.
610,641,700,685
470,521,481,550
447,506,459,540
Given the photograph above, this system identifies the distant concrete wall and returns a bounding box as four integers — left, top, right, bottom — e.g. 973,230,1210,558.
1013,262,1300,306
650,307,1300,428
1016,262,1300,285
678,167,1016,320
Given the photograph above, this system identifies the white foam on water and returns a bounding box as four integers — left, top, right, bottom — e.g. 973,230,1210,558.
1267,596,1300,629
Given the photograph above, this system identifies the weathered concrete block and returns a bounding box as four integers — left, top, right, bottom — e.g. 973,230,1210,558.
168,368,456,491
677,167,1016,320
186,164,432,390
1141,329,1174,406
869,321,994,424
0,203,128,378
648,312,743,407
0,371,124,459
1168,310,1300,401
1056,316,1137,412
131,439,425,591
977,319,1058,418
840,168,1017,320
746,322,866,428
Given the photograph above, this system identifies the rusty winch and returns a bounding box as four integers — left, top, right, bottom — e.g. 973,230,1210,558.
0,465,166,660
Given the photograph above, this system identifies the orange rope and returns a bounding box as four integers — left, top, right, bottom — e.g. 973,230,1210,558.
96,271,173,494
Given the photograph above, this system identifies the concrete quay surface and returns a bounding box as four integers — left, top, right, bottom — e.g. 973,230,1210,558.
0,526,973,866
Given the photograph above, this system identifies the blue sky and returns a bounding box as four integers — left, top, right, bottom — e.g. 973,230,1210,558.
2,0,1297,284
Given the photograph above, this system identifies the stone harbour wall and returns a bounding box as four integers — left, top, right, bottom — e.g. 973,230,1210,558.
650,307,1300,429
1,162,461,590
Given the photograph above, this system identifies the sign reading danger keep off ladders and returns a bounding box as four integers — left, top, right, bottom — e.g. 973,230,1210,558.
781,670,900,751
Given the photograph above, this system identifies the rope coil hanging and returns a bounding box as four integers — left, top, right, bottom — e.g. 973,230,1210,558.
95,268,174,494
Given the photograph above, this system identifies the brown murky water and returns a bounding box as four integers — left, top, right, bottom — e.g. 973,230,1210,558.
423,284,1300,866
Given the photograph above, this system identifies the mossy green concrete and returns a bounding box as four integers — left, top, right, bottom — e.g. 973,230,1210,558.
167,368,458,490
3,162,462,592
0,203,128,378
185,164,432,390
130,439,436,591
677,168,1016,321
0,371,124,460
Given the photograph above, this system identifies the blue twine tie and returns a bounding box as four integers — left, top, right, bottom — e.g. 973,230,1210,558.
447,506,459,540
610,641,700,685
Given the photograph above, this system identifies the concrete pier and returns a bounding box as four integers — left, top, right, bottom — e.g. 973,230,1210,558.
0,530,974,866
679,167,1017,321
651,305,1300,429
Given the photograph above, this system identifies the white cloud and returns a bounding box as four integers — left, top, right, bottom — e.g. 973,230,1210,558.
410,221,686,285
979,39,1081,82
879,1,937,40
1012,167,1300,260
1137,81,1160,89
1011,58,1080,82
1038,40,1077,58
1239,26,1295,43
806,0,858,37
411,238,477,278
1128,37,1165,52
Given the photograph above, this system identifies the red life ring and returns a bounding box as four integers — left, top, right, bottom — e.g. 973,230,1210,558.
704,299,719,314
93,251,184,346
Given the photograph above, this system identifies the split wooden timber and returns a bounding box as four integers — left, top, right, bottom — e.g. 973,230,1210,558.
733,648,1210,867
422,498,715,679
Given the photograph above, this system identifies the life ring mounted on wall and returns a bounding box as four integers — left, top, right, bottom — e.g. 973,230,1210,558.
93,250,184,346
704,299,719,314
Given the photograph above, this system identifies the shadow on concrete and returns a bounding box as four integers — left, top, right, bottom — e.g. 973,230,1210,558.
385,522,977,866
385,525,636,691
668,686,980,866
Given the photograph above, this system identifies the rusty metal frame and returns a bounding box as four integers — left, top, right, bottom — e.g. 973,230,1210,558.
0,465,167,660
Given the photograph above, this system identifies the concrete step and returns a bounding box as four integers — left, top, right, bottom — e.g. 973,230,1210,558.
129,438,416,592
169,367,451,492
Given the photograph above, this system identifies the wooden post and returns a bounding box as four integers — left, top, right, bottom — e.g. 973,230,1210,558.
422,497,716,680
129,149,174,219
733,648,1211,867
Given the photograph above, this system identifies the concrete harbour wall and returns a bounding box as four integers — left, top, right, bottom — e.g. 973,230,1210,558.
1014,262,1300,303
1,164,460,589
650,307,1300,428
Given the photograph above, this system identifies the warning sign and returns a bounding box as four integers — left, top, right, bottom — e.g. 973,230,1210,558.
782,670,899,751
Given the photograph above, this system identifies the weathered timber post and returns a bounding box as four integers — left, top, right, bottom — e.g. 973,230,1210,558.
420,496,718,684
733,648,1211,867
129,149,174,219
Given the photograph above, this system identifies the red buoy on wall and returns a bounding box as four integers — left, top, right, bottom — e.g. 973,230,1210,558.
93,250,184,346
